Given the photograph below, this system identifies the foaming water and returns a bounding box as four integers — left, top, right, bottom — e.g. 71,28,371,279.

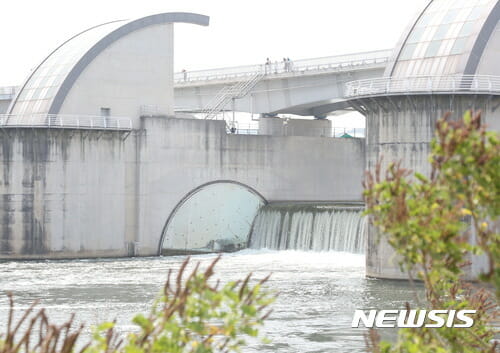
0,250,420,353
250,205,366,253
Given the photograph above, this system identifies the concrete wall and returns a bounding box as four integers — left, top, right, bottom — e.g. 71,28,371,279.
0,130,135,258
135,117,365,255
258,117,332,137
59,24,174,126
0,117,365,259
361,94,500,279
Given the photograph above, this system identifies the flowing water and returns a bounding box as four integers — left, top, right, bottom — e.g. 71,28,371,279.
0,203,421,353
250,204,366,253
0,251,421,353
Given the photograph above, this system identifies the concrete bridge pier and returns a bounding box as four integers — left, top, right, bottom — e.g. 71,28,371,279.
354,94,500,279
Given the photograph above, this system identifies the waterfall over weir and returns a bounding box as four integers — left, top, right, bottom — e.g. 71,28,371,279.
249,204,366,254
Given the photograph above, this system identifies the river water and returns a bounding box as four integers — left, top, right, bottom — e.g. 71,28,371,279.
0,250,421,353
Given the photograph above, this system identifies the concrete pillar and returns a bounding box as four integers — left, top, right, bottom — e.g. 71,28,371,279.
361,94,500,279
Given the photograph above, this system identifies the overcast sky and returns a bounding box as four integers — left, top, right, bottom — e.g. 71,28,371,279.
0,0,430,87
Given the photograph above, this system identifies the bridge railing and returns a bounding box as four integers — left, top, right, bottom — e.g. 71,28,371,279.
227,122,365,138
0,51,392,95
175,49,392,83
0,114,133,130
345,75,500,98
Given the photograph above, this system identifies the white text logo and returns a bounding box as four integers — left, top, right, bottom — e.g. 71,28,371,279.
351,309,476,328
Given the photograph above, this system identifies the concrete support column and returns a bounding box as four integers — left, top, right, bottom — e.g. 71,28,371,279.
360,94,500,279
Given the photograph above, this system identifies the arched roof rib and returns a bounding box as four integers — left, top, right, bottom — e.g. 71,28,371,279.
8,12,209,116
463,0,500,74
9,20,125,116
386,0,499,78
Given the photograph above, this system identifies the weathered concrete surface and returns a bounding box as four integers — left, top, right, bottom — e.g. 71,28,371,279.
258,117,332,137
0,117,365,259
361,94,500,279
0,130,135,258
135,117,365,256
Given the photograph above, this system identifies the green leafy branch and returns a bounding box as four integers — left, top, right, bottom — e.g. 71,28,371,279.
363,111,499,353
1,256,275,353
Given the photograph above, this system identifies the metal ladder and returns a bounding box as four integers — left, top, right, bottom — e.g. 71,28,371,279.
203,71,264,120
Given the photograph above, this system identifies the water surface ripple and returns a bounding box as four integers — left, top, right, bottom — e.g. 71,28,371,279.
0,250,420,353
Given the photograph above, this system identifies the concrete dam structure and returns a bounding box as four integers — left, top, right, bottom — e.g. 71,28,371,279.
0,12,365,259
0,0,499,282
0,118,364,258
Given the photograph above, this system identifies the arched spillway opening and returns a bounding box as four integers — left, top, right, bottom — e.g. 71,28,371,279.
249,204,366,254
160,181,266,255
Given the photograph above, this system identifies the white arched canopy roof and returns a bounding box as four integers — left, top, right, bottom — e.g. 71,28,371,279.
386,0,499,77
8,12,209,117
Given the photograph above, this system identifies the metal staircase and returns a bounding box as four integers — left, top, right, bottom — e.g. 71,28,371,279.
202,71,264,120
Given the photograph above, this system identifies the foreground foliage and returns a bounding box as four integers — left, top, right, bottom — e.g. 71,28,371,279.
0,256,274,353
364,111,499,353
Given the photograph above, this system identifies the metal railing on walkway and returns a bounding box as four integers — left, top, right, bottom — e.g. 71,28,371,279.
0,51,391,99
0,114,133,130
344,75,500,98
226,122,365,138
175,49,391,83
228,123,259,135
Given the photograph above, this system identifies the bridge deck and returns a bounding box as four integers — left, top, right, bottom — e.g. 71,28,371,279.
174,49,391,85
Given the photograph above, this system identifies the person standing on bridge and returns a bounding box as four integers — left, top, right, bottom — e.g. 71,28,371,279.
182,69,187,81
265,58,271,75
